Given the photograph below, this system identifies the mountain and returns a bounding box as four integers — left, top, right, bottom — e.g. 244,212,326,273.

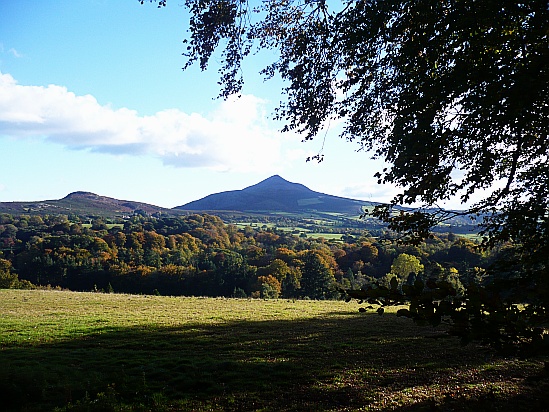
0,191,175,217
175,175,375,214
0,177,478,233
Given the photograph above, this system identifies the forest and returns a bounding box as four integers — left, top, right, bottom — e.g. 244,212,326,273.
0,212,503,300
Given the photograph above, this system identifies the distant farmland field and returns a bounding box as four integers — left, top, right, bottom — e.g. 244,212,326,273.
0,289,546,411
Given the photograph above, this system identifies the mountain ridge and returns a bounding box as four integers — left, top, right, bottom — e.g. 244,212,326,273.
0,175,375,217
0,191,172,216
0,176,478,231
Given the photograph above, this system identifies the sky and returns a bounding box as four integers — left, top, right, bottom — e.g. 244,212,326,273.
0,0,403,209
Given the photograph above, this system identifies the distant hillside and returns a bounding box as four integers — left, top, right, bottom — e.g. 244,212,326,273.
0,191,175,217
175,175,375,215
0,177,478,233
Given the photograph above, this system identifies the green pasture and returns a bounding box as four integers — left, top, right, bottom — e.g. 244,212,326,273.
81,223,124,229
457,233,482,241
235,223,345,240
0,289,547,411
305,232,344,240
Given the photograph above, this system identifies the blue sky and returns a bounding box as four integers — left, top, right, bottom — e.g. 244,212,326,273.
0,0,398,208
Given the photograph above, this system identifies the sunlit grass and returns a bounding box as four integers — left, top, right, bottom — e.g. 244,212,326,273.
0,289,547,411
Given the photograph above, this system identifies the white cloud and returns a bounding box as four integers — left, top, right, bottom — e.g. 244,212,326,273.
0,44,23,58
8,48,23,58
0,72,295,173
341,182,400,204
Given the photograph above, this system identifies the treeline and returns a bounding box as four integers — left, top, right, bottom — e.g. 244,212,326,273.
0,213,506,299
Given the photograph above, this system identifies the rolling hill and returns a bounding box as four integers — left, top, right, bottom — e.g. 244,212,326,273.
0,191,175,217
0,176,478,233
0,176,372,217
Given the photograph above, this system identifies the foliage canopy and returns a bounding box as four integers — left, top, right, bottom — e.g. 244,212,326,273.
152,0,548,246
146,0,549,354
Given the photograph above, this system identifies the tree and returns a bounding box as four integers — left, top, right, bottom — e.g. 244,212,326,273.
389,253,424,282
149,0,547,240
300,251,335,299
281,266,301,298
256,274,282,299
213,250,255,296
145,0,548,354
0,258,17,288
258,258,291,283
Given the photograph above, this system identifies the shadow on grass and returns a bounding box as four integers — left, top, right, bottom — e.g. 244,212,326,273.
1,311,547,411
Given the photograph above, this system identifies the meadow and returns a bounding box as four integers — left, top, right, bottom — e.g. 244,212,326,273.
0,289,547,411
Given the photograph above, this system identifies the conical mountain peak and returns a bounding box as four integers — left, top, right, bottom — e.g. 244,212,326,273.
243,175,310,193
176,175,368,214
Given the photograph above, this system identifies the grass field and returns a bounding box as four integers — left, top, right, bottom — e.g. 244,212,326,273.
1,289,547,411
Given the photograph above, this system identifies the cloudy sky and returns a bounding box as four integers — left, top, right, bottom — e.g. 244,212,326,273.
0,1,398,208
